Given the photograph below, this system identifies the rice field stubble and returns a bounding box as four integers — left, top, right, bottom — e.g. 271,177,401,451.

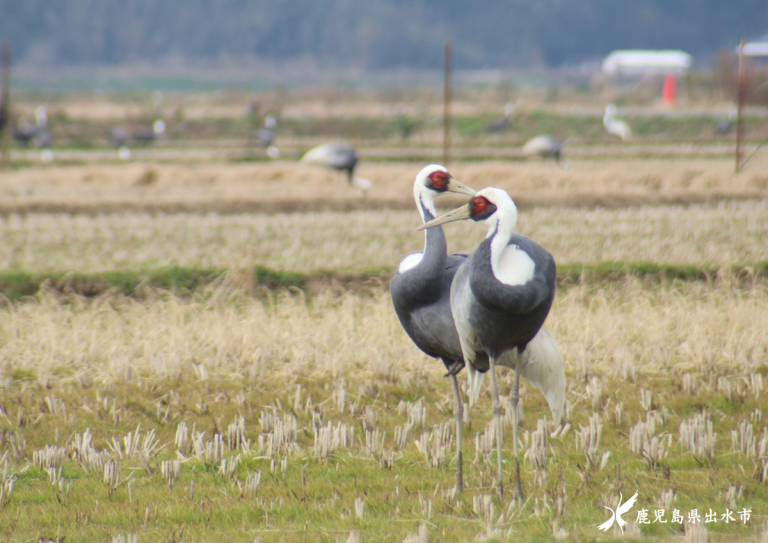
0,201,767,275
0,280,767,541
1,156,768,540
1,159,768,213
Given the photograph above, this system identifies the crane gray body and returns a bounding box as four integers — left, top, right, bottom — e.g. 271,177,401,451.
251,128,275,149
108,126,130,147
523,135,564,162
391,204,487,375
451,233,556,365
302,142,370,193
302,143,359,184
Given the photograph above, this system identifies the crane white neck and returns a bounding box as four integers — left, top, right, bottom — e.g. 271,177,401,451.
477,189,535,286
416,192,438,223
412,165,445,223
396,186,439,275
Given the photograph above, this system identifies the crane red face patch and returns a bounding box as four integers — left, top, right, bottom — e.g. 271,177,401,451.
426,170,450,192
469,195,497,221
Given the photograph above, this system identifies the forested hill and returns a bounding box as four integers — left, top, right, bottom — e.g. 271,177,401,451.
1,0,767,69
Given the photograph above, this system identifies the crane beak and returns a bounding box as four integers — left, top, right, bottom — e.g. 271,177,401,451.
446,178,476,197
417,203,471,230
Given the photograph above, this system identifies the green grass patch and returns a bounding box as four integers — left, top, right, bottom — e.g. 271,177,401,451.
0,368,765,541
15,111,768,150
1,262,767,301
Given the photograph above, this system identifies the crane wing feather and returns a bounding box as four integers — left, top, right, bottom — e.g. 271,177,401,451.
497,327,565,424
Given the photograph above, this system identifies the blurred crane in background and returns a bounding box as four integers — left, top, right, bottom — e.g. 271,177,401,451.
301,142,371,194
603,103,631,141
522,135,570,168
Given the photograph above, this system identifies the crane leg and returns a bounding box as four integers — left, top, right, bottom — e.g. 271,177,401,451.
451,373,463,494
489,356,504,498
512,366,523,500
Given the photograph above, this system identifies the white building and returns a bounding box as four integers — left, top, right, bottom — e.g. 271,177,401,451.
602,50,692,76
738,33,768,56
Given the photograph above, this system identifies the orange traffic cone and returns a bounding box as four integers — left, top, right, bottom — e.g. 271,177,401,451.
662,74,677,105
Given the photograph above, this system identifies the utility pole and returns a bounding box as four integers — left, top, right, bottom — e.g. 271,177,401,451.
0,41,9,167
443,40,452,166
735,38,746,172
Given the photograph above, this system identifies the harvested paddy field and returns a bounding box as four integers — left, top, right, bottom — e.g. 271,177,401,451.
1,153,768,541
0,201,765,274
0,281,767,542
1,158,768,215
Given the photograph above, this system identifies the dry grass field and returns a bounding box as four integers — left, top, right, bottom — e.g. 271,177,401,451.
0,281,767,541
1,159,767,211
0,201,766,274
1,151,768,541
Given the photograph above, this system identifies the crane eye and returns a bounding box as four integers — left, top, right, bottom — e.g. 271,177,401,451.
427,171,449,191
470,196,497,221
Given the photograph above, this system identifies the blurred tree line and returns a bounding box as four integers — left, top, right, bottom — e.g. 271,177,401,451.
1,0,766,69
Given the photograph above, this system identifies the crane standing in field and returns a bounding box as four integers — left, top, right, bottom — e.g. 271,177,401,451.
133,119,166,146
522,135,570,168
13,105,47,146
419,187,562,498
250,114,279,158
301,143,371,194
603,103,631,141
108,126,132,160
715,104,738,135
484,102,516,134
390,164,477,491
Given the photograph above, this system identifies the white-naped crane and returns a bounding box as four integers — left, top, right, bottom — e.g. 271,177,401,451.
485,102,515,133
603,103,631,141
301,142,371,194
13,105,47,146
108,126,132,160
250,114,279,158
37,130,53,162
522,134,570,168
133,119,166,145
715,104,738,135
108,126,129,148
390,164,477,492
419,187,563,498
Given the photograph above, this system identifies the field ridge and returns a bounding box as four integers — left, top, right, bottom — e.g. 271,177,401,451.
1,261,767,300
0,192,766,217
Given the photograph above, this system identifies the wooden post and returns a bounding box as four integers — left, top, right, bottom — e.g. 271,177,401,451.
735,38,745,172
1,41,9,167
443,40,452,166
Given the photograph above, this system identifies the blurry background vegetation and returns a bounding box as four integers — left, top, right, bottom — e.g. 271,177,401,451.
1,0,766,72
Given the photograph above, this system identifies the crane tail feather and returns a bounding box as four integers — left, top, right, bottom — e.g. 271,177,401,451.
513,327,566,425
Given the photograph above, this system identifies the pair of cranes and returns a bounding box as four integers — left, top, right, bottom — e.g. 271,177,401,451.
108,119,167,160
391,165,565,498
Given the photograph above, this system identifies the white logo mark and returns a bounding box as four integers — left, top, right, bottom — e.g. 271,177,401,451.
598,491,639,533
